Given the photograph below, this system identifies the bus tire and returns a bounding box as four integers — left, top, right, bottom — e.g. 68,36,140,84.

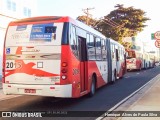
89,76,96,97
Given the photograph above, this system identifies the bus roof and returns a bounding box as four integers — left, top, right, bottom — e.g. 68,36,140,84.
9,16,74,25
9,16,106,39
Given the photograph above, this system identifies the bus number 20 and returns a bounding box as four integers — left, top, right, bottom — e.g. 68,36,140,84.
6,62,14,68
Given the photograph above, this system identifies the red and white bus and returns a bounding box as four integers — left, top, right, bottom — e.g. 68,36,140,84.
2,16,126,98
126,49,156,71
144,53,155,68
126,49,143,71
149,54,155,68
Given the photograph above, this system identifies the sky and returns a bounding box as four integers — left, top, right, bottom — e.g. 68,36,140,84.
37,0,160,51
0,0,159,74
0,0,159,56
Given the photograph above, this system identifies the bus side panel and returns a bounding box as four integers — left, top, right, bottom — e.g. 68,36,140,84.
65,47,107,97
88,61,106,89
117,50,126,78
118,59,126,78
106,39,112,83
61,45,82,98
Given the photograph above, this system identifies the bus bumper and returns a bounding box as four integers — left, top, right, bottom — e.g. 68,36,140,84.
3,83,72,98
127,64,137,70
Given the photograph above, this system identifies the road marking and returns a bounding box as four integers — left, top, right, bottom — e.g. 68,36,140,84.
96,74,160,120
124,76,130,78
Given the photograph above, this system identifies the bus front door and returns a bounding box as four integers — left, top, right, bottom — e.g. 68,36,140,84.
78,37,88,92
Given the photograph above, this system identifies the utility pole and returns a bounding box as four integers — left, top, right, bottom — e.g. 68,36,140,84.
82,7,94,25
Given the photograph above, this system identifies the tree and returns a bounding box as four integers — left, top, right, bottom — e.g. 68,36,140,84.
77,15,97,26
96,4,150,48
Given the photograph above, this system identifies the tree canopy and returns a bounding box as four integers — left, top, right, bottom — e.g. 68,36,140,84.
96,4,150,47
77,4,150,49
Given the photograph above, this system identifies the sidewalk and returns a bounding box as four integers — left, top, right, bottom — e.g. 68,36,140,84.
103,74,160,120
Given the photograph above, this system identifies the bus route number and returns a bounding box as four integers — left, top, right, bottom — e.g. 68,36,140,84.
6,62,22,69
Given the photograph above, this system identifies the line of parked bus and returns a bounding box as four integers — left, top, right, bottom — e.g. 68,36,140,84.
2,16,157,98
126,49,156,71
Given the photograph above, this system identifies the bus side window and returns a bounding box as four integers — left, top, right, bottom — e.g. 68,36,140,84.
102,39,107,60
88,34,96,60
70,25,79,58
116,49,119,61
87,33,90,58
119,48,122,60
119,47,122,60
96,37,102,60
111,44,115,59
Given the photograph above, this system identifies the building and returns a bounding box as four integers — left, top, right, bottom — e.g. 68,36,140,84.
0,0,37,75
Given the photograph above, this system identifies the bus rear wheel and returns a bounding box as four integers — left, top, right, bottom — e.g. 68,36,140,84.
89,76,96,97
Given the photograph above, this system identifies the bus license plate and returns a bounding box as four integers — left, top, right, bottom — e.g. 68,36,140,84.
24,89,36,93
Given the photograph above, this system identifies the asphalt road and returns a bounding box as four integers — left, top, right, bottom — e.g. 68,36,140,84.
0,67,160,120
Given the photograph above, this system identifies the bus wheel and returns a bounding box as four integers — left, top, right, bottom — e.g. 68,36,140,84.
89,76,96,97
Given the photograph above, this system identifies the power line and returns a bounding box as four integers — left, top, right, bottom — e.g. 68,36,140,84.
93,17,120,29
94,16,137,32
0,13,19,20
0,14,20,30
104,17,137,32
104,16,121,27
81,8,137,32
0,27,6,30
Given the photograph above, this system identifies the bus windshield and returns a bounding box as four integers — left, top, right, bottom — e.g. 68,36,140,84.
127,51,136,59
